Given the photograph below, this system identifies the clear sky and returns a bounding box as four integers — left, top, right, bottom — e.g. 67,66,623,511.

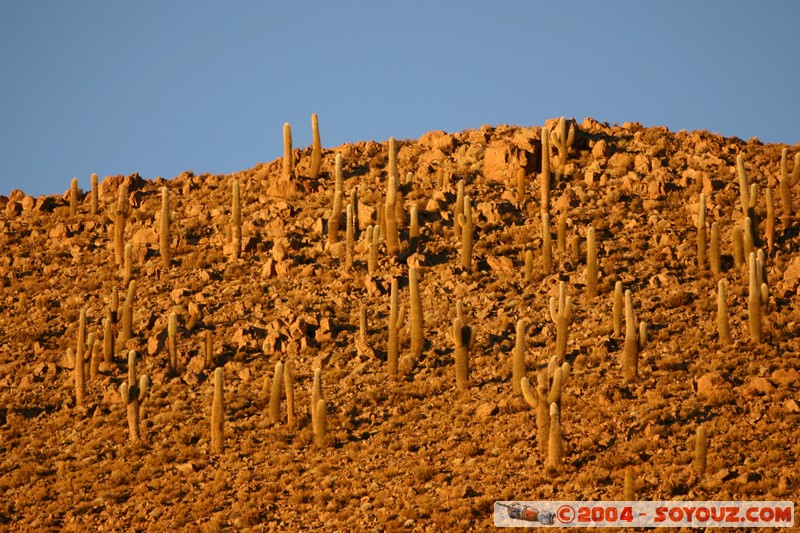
1,1,799,198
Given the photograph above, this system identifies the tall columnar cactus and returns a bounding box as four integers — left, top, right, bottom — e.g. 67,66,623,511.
697,193,707,270
612,281,623,337
732,226,744,269
70,177,79,217
204,329,214,369
309,113,322,179
710,222,721,277
743,217,754,260
409,266,424,363
88,332,99,381
459,196,474,270
408,205,420,254
111,287,119,324
385,174,401,255
120,280,137,347
90,173,99,214
388,136,398,181
282,122,293,181
450,303,473,391
167,312,178,374
387,277,400,377
359,303,367,344
211,367,224,454
454,179,465,240
717,280,732,345
542,213,553,274
284,359,295,427
540,126,551,214
367,225,380,275
103,315,114,364
549,281,573,363
310,367,322,431
512,319,527,394
520,374,550,456
159,186,171,267
736,154,759,244
314,399,328,448
624,467,635,500
72,309,88,407
586,225,598,297
550,116,575,169
516,166,526,206
350,187,359,235
546,403,562,470
329,153,344,246
123,243,133,285
268,361,284,424
119,350,150,443
778,148,800,217
524,249,534,283
345,203,355,268
748,252,767,343
556,213,567,255
694,425,708,477
765,188,775,252
113,183,128,266
623,290,646,382
231,180,241,260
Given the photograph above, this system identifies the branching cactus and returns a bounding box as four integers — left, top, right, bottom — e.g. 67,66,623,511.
231,180,241,260
211,367,224,454
70,177,79,217
778,148,800,217
540,126,551,214
612,281,623,337
694,425,708,477
586,225,598,297
549,281,573,364
119,350,150,444
90,173,99,214
512,319,527,394
697,193,707,270
542,213,553,274
454,179,465,240
450,302,473,390
623,290,646,382
520,374,550,456
459,196,474,270
385,174,401,255
282,122,293,181
717,280,732,345
546,402,563,470
119,280,137,347
167,312,178,374
269,361,284,425
329,153,344,246
550,116,575,169
710,222,721,277
159,186,171,267
309,113,322,179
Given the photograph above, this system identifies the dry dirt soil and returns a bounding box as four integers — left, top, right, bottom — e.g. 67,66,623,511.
0,117,798,531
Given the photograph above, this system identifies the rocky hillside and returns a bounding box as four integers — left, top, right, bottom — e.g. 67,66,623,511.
0,117,798,530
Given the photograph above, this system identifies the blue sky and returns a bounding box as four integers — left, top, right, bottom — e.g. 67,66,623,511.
1,1,799,197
